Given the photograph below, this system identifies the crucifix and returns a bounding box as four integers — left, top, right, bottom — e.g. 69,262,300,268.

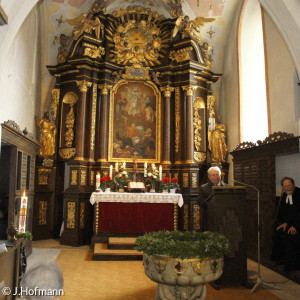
132,152,139,181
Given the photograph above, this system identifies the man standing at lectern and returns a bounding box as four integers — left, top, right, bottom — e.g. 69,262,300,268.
199,166,228,230
271,177,300,272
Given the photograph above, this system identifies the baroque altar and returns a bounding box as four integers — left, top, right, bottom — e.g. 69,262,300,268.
32,1,229,245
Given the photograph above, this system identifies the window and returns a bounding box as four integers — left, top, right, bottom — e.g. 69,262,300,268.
239,0,269,142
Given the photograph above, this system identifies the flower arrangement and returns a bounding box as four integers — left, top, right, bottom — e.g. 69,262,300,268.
100,176,113,192
114,165,129,188
160,177,170,191
135,230,230,260
147,163,160,190
170,178,180,190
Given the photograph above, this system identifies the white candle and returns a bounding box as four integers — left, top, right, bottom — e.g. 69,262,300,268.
96,172,100,190
19,191,28,233
159,165,162,181
109,165,113,178
115,162,118,172
144,162,147,177
123,161,126,168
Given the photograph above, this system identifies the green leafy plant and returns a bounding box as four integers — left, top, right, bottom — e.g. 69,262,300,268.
16,231,33,241
135,230,230,260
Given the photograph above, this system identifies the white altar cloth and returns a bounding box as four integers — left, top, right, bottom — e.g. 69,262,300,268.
89,192,184,207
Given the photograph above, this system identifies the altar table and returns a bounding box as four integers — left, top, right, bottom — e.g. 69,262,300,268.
90,192,183,234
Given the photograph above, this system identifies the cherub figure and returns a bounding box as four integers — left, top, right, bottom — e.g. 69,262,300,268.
66,13,104,40
172,15,215,41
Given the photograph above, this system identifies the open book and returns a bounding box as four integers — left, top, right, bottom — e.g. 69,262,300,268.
128,182,145,189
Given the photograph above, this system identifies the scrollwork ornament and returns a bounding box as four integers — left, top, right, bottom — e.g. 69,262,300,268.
83,43,105,59
169,47,192,62
51,89,60,121
194,152,206,163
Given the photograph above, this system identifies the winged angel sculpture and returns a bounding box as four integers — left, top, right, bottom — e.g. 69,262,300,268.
172,16,215,42
66,13,104,40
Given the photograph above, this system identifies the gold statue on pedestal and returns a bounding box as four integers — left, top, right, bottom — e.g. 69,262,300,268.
208,116,228,163
35,112,56,158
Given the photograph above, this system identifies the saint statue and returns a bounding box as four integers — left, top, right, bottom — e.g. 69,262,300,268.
208,116,228,163
35,112,56,158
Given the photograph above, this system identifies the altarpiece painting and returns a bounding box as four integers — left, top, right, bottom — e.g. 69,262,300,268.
108,81,160,162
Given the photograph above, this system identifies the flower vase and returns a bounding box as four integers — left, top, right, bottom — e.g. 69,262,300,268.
150,182,155,193
170,188,176,194
162,189,168,194
105,188,111,193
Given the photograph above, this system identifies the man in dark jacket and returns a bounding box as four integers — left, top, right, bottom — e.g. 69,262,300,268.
199,166,228,230
271,177,300,272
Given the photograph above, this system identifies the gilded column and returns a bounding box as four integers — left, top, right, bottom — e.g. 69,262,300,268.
182,85,197,163
75,80,92,160
160,85,174,164
98,84,112,162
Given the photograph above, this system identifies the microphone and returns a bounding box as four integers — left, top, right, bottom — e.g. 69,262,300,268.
233,180,259,192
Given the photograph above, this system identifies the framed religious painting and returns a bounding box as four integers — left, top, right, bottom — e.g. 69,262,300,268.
108,80,161,162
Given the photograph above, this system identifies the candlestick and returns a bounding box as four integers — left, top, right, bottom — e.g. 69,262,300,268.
19,191,28,233
96,172,100,190
159,165,162,181
109,165,113,178
144,162,147,177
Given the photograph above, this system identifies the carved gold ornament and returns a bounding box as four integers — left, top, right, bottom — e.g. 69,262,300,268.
194,152,206,163
38,168,51,185
59,148,76,160
80,202,85,229
91,84,97,151
172,16,215,42
192,172,198,188
122,64,151,81
63,92,78,148
80,169,87,185
193,97,205,152
51,89,60,121
183,204,189,230
98,83,112,95
173,204,178,230
66,13,104,40
183,173,189,188
107,16,167,66
175,87,181,153
71,170,78,185
193,204,201,230
182,84,197,97
76,80,92,92
169,46,192,62
83,42,105,59
160,85,174,98
201,42,213,70
67,202,76,229
112,7,165,21
207,95,216,118
38,201,47,225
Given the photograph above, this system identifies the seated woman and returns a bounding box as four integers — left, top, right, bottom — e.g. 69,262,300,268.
271,177,300,272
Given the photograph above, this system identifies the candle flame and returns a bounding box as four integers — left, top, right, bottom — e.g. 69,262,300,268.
23,190,26,197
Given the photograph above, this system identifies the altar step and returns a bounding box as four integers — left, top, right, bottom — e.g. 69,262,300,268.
93,237,143,261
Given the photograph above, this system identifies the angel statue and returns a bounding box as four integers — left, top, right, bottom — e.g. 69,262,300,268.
172,15,215,42
66,13,104,40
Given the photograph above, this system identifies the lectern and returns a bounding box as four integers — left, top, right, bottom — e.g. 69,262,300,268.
207,186,247,286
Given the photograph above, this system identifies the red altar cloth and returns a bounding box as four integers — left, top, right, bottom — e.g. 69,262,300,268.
98,202,174,233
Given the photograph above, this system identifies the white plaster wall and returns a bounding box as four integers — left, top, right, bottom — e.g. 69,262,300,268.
219,0,244,184
0,4,41,135
263,11,299,136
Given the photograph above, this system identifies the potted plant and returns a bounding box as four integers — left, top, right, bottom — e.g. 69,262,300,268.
146,163,160,192
160,177,170,193
135,230,230,300
100,176,113,192
114,165,129,192
16,231,33,241
170,178,180,193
